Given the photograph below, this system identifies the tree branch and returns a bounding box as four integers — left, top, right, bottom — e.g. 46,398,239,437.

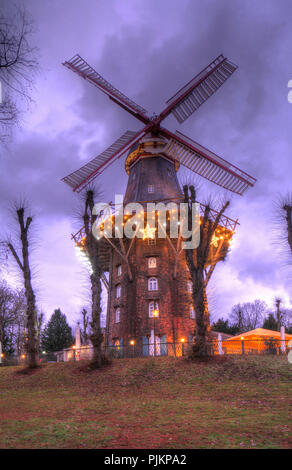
7,242,23,272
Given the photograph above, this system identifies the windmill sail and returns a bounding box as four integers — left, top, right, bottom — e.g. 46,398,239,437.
160,55,237,124
62,52,256,196
63,54,149,121
62,130,145,192
162,129,256,195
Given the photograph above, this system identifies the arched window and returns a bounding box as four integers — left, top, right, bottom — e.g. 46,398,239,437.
148,257,157,268
149,301,159,318
190,306,195,319
148,277,158,291
116,284,121,298
115,308,120,323
117,265,122,276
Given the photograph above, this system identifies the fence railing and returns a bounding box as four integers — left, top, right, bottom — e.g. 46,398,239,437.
105,339,291,359
56,338,291,361
1,339,290,365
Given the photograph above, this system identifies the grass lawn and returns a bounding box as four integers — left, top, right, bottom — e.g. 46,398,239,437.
0,355,291,449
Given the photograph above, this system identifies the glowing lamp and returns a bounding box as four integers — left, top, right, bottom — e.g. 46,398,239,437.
130,340,135,346
181,338,185,343
241,336,244,340
153,309,159,318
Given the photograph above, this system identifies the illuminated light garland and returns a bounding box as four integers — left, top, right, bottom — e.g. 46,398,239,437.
141,224,156,240
75,244,93,274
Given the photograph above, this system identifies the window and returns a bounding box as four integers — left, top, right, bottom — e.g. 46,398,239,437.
187,280,192,293
115,308,120,323
149,300,159,318
148,184,154,193
117,265,122,276
190,306,195,319
148,257,157,268
148,237,156,245
116,284,121,298
148,277,158,291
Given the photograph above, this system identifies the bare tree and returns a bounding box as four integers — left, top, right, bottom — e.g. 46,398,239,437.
0,281,27,356
271,297,292,331
275,298,282,331
274,194,292,266
11,288,26,356
183,185,231,357
0,5,38,142
283,202,292,255
7,206,38,368
230,299,268,332
80,189,105,368
0,280,15,354
229,304,244,332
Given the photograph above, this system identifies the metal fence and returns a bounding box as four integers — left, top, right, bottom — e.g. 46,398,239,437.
56,338,291,361
105,339,291,359
1,339,290,365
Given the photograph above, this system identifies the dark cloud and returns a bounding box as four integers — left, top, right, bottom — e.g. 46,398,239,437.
1,0,292,322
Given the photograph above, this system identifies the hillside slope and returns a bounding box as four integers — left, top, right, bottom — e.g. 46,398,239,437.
0,356,291,449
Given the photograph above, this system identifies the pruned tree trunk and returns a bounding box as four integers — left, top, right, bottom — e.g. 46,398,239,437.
89,272,104,367
283,204,292,254
8,208,38,368
183,185,230,357
275,298,282,331
191,271,212,357
83,190,105,368
81,308,89,344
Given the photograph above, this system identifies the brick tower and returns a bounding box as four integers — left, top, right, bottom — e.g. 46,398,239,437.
105,134,195,355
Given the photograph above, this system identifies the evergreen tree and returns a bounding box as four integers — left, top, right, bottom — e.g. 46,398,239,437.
41,309,74,353
262,313,279,331
211,318,240,335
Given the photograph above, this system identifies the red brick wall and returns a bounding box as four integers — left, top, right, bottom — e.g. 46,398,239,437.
107,235,196,348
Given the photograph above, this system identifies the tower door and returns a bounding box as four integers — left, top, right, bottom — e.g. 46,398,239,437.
149,329,161,356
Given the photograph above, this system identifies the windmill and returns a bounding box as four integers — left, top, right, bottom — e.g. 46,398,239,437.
62,53,256,195
63,53,256,356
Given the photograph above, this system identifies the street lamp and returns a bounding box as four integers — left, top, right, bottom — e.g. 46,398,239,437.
152,309,159,356
181,338,185,356
130,339,135,358
240,336,245,355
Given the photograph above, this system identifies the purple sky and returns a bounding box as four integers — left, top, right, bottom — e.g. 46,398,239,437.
1,0,292,326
